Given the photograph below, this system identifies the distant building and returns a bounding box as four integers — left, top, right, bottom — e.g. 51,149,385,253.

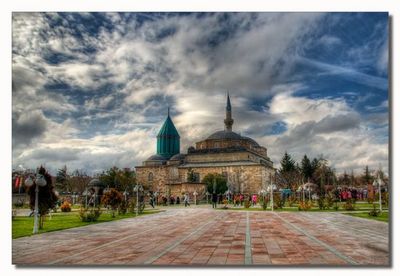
135,94,275,198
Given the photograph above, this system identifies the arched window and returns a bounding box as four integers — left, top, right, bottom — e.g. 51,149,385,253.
148,172,154,182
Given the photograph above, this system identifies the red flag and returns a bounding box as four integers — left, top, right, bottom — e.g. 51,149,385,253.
15,177,20,188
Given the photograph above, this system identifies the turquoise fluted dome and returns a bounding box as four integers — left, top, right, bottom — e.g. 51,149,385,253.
156,112,180,159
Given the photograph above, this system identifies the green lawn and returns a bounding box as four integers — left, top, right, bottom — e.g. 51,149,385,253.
345,212,389,222
215,201,388,212
12,209,162,239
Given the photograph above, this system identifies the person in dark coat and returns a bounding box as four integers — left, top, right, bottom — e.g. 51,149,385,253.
212,193,218,208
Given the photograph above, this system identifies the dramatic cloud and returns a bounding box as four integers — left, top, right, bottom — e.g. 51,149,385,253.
12,12,389,175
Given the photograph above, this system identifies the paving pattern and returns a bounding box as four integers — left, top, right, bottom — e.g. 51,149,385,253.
12,208,389,266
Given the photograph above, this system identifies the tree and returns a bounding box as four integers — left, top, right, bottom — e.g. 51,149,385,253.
27,166,58,229
99,167,136,192
101,188,123,217
277,152,301,189
363,165,373,185
55,165,70,192
203,173,227,194
279,152,296,173
300,155,313,181
69,170,91,194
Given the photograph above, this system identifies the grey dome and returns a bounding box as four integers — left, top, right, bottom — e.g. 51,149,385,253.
170,153,186,161
146,154,169,161
207,130,242,140
242,136,260,147
88,178,106,187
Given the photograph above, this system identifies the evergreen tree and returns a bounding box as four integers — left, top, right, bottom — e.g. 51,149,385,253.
300,155,313,181
55,165,70,192
27,166,58,229
279,152,296,173
363,165,373,185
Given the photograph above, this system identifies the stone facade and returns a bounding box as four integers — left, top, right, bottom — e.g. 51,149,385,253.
135,94,275,197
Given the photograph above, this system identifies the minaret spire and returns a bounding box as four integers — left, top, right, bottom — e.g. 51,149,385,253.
167,106,170,117
224,91,234,131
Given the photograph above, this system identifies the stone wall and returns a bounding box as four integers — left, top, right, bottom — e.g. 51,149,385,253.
136,156,275,195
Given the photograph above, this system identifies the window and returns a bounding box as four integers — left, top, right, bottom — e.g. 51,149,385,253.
148,172,154,182
194,173,200,183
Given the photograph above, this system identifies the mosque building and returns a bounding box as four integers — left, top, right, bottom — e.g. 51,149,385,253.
135,94,275,198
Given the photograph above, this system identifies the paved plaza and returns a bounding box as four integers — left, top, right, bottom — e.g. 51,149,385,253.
12,208,389,266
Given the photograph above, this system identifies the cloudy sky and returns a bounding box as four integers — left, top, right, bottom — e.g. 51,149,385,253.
12,12,388,175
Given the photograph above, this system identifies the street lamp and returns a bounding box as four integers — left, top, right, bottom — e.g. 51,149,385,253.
24,172,47,234
373,178,383,212
267,182,276,211
193,191,198,205
154,191,159,205
259,189,266,207
133,184,143,216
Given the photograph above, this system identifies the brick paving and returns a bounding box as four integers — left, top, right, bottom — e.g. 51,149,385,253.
12,208,389,266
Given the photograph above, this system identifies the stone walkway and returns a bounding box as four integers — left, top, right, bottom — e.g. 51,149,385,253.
12,208,389,266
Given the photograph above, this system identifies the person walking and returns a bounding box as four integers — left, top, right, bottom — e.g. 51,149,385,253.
184,193,190,207
149,195,155,208
212,192,218,208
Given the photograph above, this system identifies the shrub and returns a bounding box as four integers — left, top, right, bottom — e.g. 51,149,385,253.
273,193,284,209
118,200,128,215
244,199,251,208
343,200,355,211
101,188,123,217
325,194,334,208
14,199,24,208
262,198,268,210
317,196,333,210
368,204,381,217
298,200,312,211
79,206,102,222
287,195,297,207
60,201,72,212
128,199,136,214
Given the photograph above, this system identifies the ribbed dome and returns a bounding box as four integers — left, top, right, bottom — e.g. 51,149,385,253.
170,153,186,161
157,116,180,138
157,113,180,159
207,130,242,140
146,154,169,161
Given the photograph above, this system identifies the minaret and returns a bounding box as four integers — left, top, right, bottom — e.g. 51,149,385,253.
224,92,234,131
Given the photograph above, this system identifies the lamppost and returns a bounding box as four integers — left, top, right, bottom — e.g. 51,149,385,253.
154,191,159,205
267,174,276,211
373,178,383,213
24,171,47,234
259,189,266,207
133,184,143,216
193,191,198,205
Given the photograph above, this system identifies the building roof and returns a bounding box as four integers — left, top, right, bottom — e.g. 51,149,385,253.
146,154,169,161
207,130,242,140
170,153,186,160
179,161,261,168
157,114,180,138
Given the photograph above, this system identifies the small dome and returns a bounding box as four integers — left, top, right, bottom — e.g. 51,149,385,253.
88,178,106,187
146,154,169,161
170,153,186,161
207,130,242,140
